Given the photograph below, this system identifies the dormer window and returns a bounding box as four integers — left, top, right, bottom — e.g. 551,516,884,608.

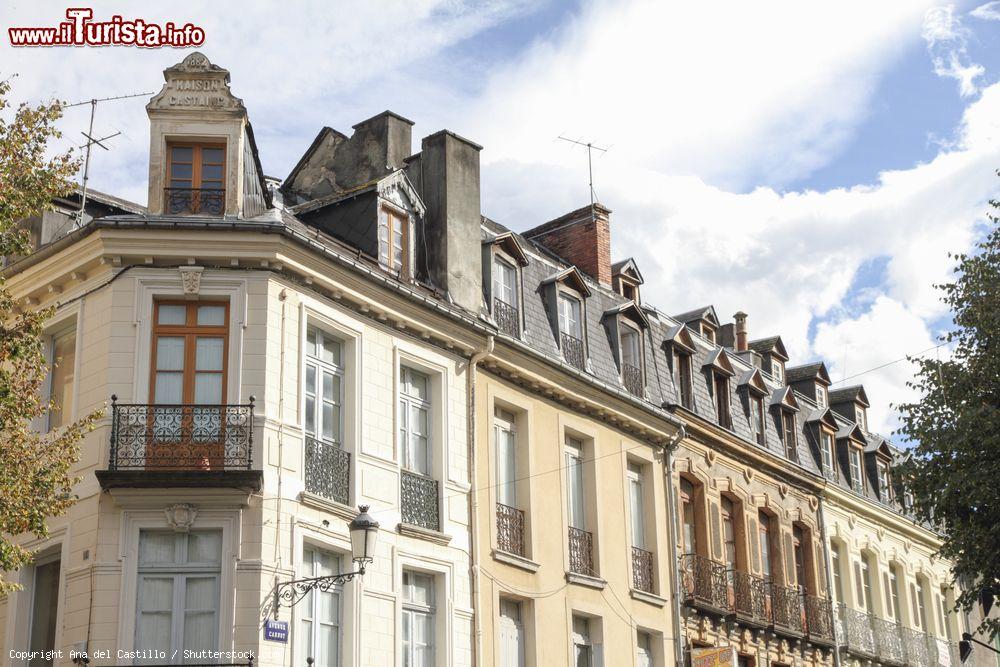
772,361,784,384
820,429,835,479
751,395,766,445
166,143,225,216
493,256,520,337
856,406,867,431
849,447,864,493
620,323,643,396
621,282,637,301
816,385,827,407
378,205,409,276
782,411,798,461
558,292,585,370
702,324,716,344
709,372,731,429
673,350,693,409
877,461,892,502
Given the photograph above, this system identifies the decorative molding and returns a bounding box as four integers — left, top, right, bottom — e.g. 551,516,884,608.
179,265,204,296
164,503,198,532
396,522,452,546
491,549,540,573
564,571,607,590
629,588,667,608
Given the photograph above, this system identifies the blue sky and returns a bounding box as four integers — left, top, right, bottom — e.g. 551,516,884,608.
1,0,999,439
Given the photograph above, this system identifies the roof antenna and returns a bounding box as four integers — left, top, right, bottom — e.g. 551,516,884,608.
556,135,609,218
63,91,153,225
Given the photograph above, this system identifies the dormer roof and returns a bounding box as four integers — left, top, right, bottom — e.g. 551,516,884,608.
603,301,649,328
806,407,840,430
663,324,696,354
770,386,800,410
703,348,736,377
836,422,868,444
487,231,530,267
829,384,871,408
786,361,832,386
737,368,769,395
748,336,789,362
540,266,592,297
611,257,644,284
674,305,720,328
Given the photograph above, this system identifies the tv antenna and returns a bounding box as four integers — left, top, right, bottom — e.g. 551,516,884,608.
556,135,609,209
63,91,153,224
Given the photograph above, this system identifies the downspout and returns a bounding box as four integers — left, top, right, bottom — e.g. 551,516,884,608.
664,424,687,667
818,495,842,667
467,334,495,667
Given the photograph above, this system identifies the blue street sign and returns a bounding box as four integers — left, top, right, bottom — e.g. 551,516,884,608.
264,619,289,643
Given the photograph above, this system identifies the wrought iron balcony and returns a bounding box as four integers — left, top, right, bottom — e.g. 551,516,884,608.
496,503,526,557
304,436,350,505
621,363,643,396
769,582,806,637
400,470,440,531
568,526,595,576
731,569,769,628
97,398,260,491
561,332,586,370
165,187,225,215
902,627,932,666
837,603,877,658
631,546,654,593
871,615,906,665
803,594,836,645
493,298,520,338
680,553,730,615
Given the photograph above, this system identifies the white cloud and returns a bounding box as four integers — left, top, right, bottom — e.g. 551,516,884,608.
921,5,985,97
970,1,1000,20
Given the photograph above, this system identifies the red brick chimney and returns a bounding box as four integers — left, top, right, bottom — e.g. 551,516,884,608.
523,204,612,286
734,311,749,352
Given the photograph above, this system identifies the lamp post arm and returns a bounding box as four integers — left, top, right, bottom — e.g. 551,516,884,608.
964,633,1000,655
272,566,366,619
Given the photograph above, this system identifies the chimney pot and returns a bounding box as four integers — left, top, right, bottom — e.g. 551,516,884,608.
523,204,612,286
734,311,749,352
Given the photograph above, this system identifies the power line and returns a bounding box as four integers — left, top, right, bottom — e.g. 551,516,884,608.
829,342,948,387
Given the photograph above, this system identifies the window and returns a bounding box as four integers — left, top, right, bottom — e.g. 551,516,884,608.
378,206,408,275
877,461,892,501
299,548,343,667
772,361,784,384
399,367,431,476
831,544,844,603
495,408,517,508
572,616,594,667
558,293,583,340
941,588,953,640
916,580,929,632
758,511,774,582
494,257,518,308
855,406,867,431
721,497,737,570
858,557,874,613
673,351,693,410
135,531,221,659
751,395,765,446
636,631,653,667
816,385,827,407
712,373,731,429
46,327,76,430
166,143,225,215
499,598,525,667
28,554,60,667
305,327,344,446
849,448,864,493
792,526,807,592
621,281,638,302
888,567,903,621
628,463,646,550
680,479,698,555
621,326,640,369
781,411,797,461
620,325,643,394
565,438,586,531
151,302,228,405
402,571,435,667
820,430,835,478
701,324,716,343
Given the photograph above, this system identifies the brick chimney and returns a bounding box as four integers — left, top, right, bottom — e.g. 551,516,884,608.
734,311,749,352
523,204,612,286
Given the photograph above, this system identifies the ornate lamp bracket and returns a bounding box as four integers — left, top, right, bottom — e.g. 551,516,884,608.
272,566,366,619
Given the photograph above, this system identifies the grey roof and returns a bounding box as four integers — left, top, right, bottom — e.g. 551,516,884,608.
829,385,871,407
673,305,719,327
786,362,831,385
748,336,789,361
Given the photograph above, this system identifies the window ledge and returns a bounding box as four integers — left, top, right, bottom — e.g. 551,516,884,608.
491,549,540,573
300,491,357,522
397,522,452,546
630,588,667,607
565,571,607,590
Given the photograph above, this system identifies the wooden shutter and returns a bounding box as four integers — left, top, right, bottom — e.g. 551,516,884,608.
710,500,722,560
748,516,760,573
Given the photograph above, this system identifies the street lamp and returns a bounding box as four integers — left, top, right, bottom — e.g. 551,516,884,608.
272,505,379,618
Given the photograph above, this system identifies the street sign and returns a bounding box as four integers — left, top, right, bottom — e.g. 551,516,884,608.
264,619,289,643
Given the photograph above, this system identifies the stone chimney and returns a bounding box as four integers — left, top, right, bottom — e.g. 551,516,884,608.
523,204,612,286
734,311,749,352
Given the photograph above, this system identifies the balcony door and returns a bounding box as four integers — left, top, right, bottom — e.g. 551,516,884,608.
149,302,229,469
166,143,225,215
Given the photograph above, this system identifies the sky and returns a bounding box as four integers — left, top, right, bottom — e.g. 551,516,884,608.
2,0,998,441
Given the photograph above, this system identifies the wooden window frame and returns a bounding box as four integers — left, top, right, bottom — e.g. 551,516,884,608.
712,372,731,429
721,495,744,571
752,395,766,446
781,410,797,461
849,445,865,493
150,301,230,404
378,204,410,276
673,350,693,410
679,477,702,556
758,510,775,582
819,428,836,478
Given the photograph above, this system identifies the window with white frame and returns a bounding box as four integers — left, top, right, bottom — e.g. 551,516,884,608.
558,293,583,340
572,615,594,667
494,257,518,308
889,566,903,621
299,548,343,667
772,360,784,384
751,395,766,446
28,553,61,667
46,326,76,430
402,571,435,667
620,325,640,369
305,327,344,446
378,205,408,275
565,438,586,531
499,598,526,667
135,531,221,659
399,367,431,476
816,385,827,407
495,408,517,508
855,406,867,431
636,631,653,667
877,461,892,502
627,463,645,550
830,543,844,603
849,448,864,493
820,430,835,478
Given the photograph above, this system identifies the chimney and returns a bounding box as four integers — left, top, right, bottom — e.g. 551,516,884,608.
734,311,749,352
411,130,483,313
523,204,612,286
349,110,414,176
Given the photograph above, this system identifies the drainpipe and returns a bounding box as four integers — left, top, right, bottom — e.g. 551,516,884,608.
663,424,687,667
818,495,842,667
467,335,495,667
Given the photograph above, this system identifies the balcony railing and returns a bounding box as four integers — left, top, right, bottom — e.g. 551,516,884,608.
680,554,729,614
400,470,439,531
496,503,526,557
304,436,350,505
631,546,654,593
769,582,806,636
561,332,586,370
835,604,960,667
107,399,253,471
568,526,595,576
731,569,769,627
803,594,835,644
871,615,906,665
902,627,932,666
837,603,876,657
621,363,643,396
164,187,225,215
493,298,520,338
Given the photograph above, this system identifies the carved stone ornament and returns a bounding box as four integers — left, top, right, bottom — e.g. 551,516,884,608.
165,503,198,532
778,483,789,499
179,266,203,296
147,52,246,114
808,495,819,512
848,513,857,530
744,466,755,483
705,449,716,467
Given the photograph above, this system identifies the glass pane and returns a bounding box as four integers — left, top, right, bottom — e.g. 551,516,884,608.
140,576,174,610
319,623,337,667
184,576,217,608
194,374,222,404
202,147,224,163
320,589,340,623
305,396,316,435
322,402,335,442
300,619,313,662
171,146,193,162
197,305,226,326
49,329,76,429
306,364,317,395
170,162,193,179
322,371,339,403
170,179,193,189
156,337,185,370
196,338,224,371
201,164,224,180
136,611,172,656
321,336,342,366
183,610,216,655
139,533,177,564
307,328,318,359
187,532,222,563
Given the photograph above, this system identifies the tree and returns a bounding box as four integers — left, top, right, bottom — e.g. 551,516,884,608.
896,175,1000,640
0,78,100,593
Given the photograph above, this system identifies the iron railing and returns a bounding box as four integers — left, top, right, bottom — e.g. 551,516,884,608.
622,363,643,396
304,436,350,505
837,603,877,657
803,594,835,643
871,614,906,665
400,470,439,531
769,582,806,635
835,603,960,667
631,546,654,593
493,298,520,338
496,503,526,556
902,627,932,666
731,569,769,626
108,398,253,471
680,553,729,613
164,187,225,215
568,526,595,576
561,332,586,370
